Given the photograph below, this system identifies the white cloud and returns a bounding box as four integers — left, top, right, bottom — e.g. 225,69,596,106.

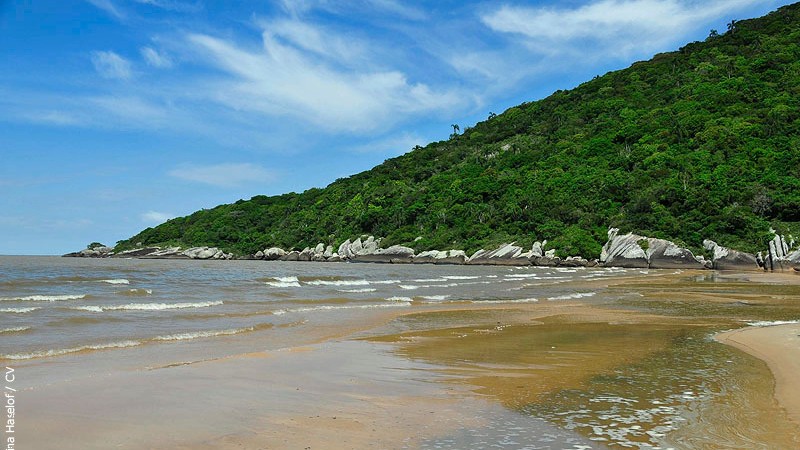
141,47,173,68
168,163,276,188
86,0,124,19
91,51,133,80
482,0,761,58
132,0,201,12
141,211,175,224
187,22,464,133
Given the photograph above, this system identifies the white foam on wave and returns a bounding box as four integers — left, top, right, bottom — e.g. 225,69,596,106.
265,276,300,288
505,273,543,279
273,302,410,316
72,300,223,312
399,284,420,290
442,275,481,280
2,340,142,360
412,278,445,283
371,280,401,285
338,288,377,293
101,279,130,285
120,288,153,295
387,296,413,302
154,327,254,341
0,326,31,334
547,292,597,301
471,298,539,304
0,307,41,313
418,295,450,301
746,320,800,327
0,294,86,302
306,279,370,286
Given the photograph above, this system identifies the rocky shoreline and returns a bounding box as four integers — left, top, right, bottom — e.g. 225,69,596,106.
64,228,800,272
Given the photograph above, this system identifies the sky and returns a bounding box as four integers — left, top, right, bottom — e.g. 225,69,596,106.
0,0,794,255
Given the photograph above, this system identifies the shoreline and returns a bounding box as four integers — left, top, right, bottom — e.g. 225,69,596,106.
715,323,800,426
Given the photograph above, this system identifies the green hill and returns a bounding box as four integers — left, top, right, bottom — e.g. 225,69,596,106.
116,3,800,258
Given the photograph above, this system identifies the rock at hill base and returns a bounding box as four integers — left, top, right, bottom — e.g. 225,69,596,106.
263,247,286,261
703,240,760,271
467,243,531,266
600,229,649,268
646,238,705,269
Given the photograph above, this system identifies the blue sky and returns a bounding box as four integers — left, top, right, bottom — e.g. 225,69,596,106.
0,0,793,255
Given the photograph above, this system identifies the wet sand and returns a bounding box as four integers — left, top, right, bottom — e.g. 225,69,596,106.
716,323,800,426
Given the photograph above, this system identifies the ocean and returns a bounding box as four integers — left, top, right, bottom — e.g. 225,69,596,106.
0,256,631,362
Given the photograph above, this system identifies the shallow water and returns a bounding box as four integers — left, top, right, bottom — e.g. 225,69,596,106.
0,256,630,361
3,256,800,448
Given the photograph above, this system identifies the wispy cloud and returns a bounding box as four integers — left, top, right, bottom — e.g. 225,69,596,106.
132,0,202,13
141,210,175,224
141,46,173,68
168,163,277,188
482,0,761,59
86,0,124,19
91,51,133,80
187,20,464,133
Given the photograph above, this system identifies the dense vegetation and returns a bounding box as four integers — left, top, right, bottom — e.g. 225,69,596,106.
117,3,800,258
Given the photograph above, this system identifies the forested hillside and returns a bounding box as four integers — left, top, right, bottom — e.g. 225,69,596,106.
116,3,800,258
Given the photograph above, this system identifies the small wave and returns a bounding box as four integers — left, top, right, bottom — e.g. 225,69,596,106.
117,288,153,296
746,320,800,327
265,276,301,288
0,307,41,313
73,301,223,312
387,296,413,302
2,340,142,360
547,292,597,301
273,302,410,316
505,273,543,279
417,295,450,301
442,275,481,280
0,294,87,302
0,326,31,334
338,288,377,293
398,285,420,290
412,278,445,282
371,280,401,285
306,279,370,286
154,325,270,341
471,298,539,304
101,279,130,285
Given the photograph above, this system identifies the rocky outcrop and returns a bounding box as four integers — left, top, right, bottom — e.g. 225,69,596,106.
646,239,706,269
467,243,531,266
601,228,705,269
703,240,760,271
263,247,286,261
351,245,415,264
762,231,800,271
413,250,467,265
600,229,649,268
63,244,113,257
113,247,162,258
182,247,233,260
280,250,300,261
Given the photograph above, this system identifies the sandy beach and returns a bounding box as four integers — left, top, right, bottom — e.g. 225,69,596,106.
716,322,800,426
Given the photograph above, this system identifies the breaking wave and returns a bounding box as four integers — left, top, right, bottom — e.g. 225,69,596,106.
72,300,223,312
